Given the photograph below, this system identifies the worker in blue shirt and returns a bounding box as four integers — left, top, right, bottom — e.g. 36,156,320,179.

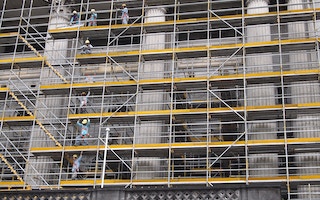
71,151,83,179
121,4,129,24
87,9,97,26
75,118,90,146
70,10,80,25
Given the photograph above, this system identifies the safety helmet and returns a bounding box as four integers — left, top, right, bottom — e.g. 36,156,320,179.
122,4,126,7
85,39,90,44
73,10,77,14
81,91,86,95
82,119,88,124
91,9,95,12
73,154,78,158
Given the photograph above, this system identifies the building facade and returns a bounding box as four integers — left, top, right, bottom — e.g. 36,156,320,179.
1,0,320,199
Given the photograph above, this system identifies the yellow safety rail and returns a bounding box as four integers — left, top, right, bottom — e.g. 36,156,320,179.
0,181,27,189
39,68,320,94
59,174,320,186
0,32,19,38
66,101,320,120
49,8,320,37
30,137,320,153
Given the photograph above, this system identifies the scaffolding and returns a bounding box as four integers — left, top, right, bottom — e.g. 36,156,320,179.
1,0,320,199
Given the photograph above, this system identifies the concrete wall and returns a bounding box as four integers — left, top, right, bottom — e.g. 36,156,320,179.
0,187,280,200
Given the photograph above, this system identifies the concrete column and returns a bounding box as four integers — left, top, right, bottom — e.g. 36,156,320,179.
45,3,70,77
246,0,278,177
134,7,166,179
25,3,70,188
287,0,320,198
41,4,70,118
247,0,270,14
249,154,278,177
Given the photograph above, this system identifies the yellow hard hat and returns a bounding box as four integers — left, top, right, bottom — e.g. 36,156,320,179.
73,10,77,14
122,4,126,7
73,154,78,158
85,39,90,44
82,119,88,124
91,9,95,12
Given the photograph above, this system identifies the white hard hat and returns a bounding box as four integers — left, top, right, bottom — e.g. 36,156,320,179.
122,4,126,7
73,10,77,14
73,154,78,158
82,119,88,124
85,39,90,44
91,9,95,12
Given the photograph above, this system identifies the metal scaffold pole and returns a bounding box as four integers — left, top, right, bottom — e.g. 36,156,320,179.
2,0,320,199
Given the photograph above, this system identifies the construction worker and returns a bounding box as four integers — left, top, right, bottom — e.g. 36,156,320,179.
87,9,97,26
70,10,80,25
80,39,93,54
71,151,83,179
121,4,129,24
75,118,91,146
78,89,90,113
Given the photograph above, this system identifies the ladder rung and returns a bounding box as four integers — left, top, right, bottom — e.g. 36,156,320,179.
0,154,23,182
9,90,62,147
19,35,68,83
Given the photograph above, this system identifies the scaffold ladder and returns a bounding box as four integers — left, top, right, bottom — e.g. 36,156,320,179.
0,153,24,182
8,91,62,147
18,35,68,84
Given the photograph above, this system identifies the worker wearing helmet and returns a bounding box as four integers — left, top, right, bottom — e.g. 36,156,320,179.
70,10,80,26
75,118,91,146
87,8,98,26
78,89,90,113
80,39,93,54
121,3,129,24
71,151,83,179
